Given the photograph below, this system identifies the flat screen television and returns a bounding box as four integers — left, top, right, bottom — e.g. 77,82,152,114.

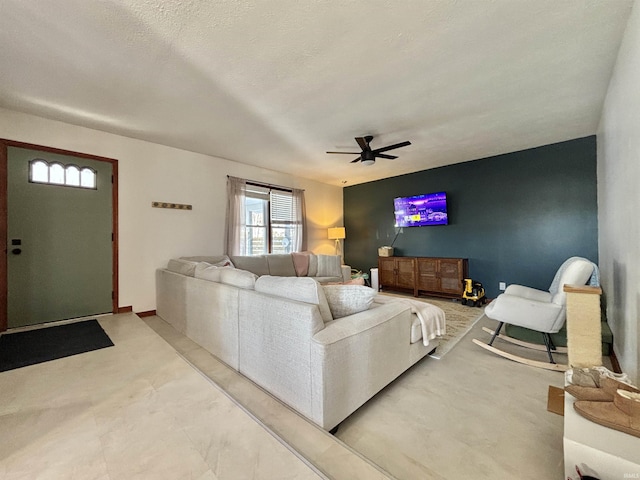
394,192,448,227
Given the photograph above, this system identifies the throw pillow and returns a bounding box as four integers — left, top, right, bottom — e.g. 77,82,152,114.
307,254,318,277
291,252,311,277
167,258,199,277
181,255,235,268
316,254,342,278
212,258,234,268
194,262,231,282
322,285,377,319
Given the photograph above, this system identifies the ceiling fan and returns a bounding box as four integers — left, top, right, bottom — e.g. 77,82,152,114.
326,135,411,165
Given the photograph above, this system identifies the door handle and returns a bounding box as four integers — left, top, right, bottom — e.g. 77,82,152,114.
11,248,21,255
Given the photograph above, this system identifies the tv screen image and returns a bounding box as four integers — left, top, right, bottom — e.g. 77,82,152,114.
394,192,448,227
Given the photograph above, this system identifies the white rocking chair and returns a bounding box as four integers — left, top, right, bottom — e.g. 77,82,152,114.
473,257,598,371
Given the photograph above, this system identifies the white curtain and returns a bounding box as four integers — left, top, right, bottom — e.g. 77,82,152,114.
225,176,247,256
291,188,307,252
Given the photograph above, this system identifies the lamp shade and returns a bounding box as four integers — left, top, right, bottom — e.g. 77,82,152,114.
327,227,346,240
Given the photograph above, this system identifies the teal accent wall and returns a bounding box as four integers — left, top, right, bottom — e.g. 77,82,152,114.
343,136,598,298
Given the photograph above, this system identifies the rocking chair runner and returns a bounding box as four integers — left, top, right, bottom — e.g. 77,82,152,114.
473,257,598,371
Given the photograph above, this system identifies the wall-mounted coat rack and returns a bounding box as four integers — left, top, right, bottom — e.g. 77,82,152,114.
152,201,192,210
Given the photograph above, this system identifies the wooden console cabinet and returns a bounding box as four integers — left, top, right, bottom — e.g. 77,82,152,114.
378,256,468,299
378,257,415,292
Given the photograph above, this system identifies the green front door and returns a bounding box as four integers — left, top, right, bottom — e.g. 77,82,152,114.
7,147,113,328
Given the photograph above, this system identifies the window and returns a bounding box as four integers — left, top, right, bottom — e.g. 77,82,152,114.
226,177,306,256
244,185,268,255
243,185,296,255
270,190,296,254
29,159,97,189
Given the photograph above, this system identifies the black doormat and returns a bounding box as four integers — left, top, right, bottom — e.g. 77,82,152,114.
0,319,114,372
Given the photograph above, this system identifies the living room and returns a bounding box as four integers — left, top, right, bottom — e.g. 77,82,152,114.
0,1,639,478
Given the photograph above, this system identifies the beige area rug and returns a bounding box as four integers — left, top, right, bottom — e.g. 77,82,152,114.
377,291,485,359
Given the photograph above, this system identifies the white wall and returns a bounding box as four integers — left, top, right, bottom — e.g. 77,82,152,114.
0,108,344,312
597,1,640,384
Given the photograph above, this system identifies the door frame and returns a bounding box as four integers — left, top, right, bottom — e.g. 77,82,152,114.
0,139,119,332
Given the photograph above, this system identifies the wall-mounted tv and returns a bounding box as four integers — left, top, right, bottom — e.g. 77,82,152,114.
394,192,448,227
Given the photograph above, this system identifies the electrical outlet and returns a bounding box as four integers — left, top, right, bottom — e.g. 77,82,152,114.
499,282,506,291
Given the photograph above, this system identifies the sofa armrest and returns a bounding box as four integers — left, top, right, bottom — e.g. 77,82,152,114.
310,302,413,429
237,289,326,422
312,302,409,345
341,264,351,283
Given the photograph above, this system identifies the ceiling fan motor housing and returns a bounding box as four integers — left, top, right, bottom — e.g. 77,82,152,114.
362,150,376,165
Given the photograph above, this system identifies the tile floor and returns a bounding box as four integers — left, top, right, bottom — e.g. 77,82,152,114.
0,314,329,479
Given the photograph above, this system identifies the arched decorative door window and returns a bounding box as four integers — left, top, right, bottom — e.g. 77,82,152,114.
29,159,97,189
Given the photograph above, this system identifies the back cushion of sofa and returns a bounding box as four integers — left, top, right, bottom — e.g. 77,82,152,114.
322,285,377,318
316,254,342,278
266,254,297,276
254,276,333,323
181,255,234,267
194,262,232,282
167,258,199,276
219,268,258,289
230,255,270,276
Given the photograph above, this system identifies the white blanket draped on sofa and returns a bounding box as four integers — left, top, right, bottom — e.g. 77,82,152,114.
373,295,446,346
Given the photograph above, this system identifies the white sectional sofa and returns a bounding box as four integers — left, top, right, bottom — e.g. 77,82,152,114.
156,254,434,431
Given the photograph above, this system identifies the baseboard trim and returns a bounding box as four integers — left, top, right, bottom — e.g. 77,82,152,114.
117,306,133,314
136,310,156,318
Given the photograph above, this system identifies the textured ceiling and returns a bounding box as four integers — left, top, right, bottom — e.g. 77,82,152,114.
0,0,633,186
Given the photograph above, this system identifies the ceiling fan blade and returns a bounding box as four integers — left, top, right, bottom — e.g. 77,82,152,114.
372,140,411,154
350,157,362,163
355,137,370,151
326,151,360,154
376,153,397,159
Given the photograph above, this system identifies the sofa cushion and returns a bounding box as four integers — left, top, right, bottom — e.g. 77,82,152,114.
255,276,333,323
317,255,342,278
167,258,199,276
194,262,231,282
230,255,270,276
322,285,377,319
266,254,297,276
219,268,258,289
181,255,234,267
